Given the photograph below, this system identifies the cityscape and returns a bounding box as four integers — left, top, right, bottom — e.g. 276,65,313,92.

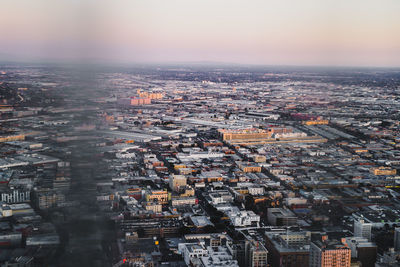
0,64,399,266
2,0,400,266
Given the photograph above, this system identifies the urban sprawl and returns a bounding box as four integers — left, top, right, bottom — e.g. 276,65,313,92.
0,65,400,267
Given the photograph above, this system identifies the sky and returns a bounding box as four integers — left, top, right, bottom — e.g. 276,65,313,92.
1,0,400,67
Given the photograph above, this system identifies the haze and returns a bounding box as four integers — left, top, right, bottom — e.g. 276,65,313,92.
1,0,400,67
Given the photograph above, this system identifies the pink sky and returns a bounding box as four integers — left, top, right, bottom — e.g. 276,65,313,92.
1,0,400,66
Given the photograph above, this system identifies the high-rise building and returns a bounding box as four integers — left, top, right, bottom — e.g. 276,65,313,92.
394,228,400,251
354,219,372,241
309,235,351,267
345,237,377,267
265,231,310,267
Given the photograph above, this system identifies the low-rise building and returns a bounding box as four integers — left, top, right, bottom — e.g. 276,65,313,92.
228,210,260,227
267,208,298,226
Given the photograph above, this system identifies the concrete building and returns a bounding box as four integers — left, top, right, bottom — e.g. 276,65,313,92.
237,162,262,173
34,190,65,210
309,235,351,267
345,237,377,267
265,231,311,267
218,128,272,142
117,97,151,106
227,210,260,227
248,241,268,267
179,243,209,266
1,190,30,203
248,186,264,196
171,197,197,207
145,190,171,204
354,219,372,241
208,190,233,205
267,208,297,226
144,202,162,213
169,174,187,192
200,246,239,267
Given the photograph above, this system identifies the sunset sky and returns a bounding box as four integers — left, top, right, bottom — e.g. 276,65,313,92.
1,0,400,66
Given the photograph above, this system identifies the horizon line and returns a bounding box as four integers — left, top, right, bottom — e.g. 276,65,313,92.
0,58,400,70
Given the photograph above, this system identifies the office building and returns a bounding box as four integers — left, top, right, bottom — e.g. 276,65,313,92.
267,208,297,226
309,235,351,267
354,219,372,241
265,231,311,267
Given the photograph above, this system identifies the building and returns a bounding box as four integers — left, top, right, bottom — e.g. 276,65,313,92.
208,190,234,205
0,134,25,143
248,186,264,196
179,186,195,197
265,231,311,267
199,171,224,182
145,190,171,204
370,167,397,176
200,246,239,267
34,189,66,210
171,197,197,207
253,155,267,163
217,128,316,145
179,243,209,266
227,210,260,227
248,241,268,267
375,248,400,267
228,239,268,267
218,128,272,142
179,235,240,267
227,240,248,267
26,234,60,246
177,152,225,162
169,174,187,192
267,208,297,226
303,120,329,125
0,204,12,217
0,233,22,247
190,216,214,228
394,228,400,251
137,90,164,100
119,218,181,238
126,187,143,200
237,162,262,173
357,242,377,267
144,202,162,213
1,190,30,203
345,237,377,267
309,235,351,267
117,97,152,106
9,203,34,215
354,219,372,241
